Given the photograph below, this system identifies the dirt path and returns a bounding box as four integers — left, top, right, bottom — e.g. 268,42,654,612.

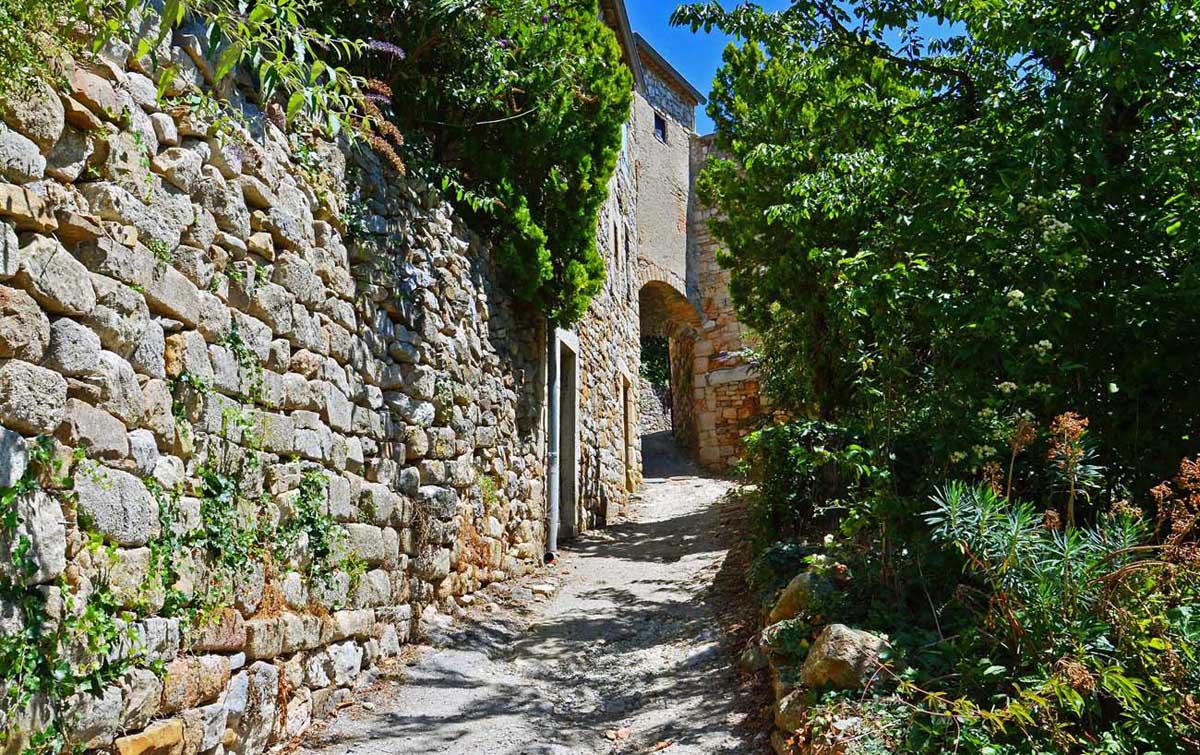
299,432,764,755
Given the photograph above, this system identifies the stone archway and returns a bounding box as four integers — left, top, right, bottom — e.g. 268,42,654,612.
638,278,702,453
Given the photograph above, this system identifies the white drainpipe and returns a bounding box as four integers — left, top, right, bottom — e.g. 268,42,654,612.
546,325,561,560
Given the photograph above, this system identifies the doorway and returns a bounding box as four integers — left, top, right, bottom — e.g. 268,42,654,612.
557,340,578,542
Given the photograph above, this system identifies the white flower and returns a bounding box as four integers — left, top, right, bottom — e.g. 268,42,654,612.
998,381,1018,395
950,451,967,463
810,554,827,565
1006,289,1025,308
1034,339,1053,356
823,534,834,546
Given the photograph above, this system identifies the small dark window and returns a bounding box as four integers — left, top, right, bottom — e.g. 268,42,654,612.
653,113,668,143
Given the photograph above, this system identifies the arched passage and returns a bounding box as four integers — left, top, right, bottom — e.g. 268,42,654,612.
638,279,702,453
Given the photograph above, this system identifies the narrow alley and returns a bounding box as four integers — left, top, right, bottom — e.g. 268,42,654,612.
297,433,762,755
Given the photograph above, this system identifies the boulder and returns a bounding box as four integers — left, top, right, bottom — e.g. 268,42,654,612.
63,685,124,750
0,183,57,232
86,274,151,356
768,571,830,625
799,624,891,691
119,667,164,730
46,126,94,182
0,285,49,362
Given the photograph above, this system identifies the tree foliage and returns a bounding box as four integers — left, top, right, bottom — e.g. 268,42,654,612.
674,0,1200,490
323,0,633,323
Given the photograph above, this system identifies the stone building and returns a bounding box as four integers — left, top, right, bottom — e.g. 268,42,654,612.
0,5,759,754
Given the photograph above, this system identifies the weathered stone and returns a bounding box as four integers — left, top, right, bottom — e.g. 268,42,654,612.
130,319,166,378
15,236,96,316
0,359,66,434
0,285,49,362
344,523,385,565
86,351,145,427
75,463,157,546
192,607,246,653
227,662,278,755
152,147,203,193
417,485,459,519
165,330,212,382
78,237,153,288
63,685,123,750
56,398,130,460
800,624,892,691
79,181,194,249
0,424,25,488
45,317,103,377
143,379,175,445
0,221,16,279
1,81,65,153
328,640,364,686
87,274,152,356
145,264,201,327
107,546,164,613
262,179,314,250
46,126,94,182
244,617,283,660
0,123,46,183
114,719,183,755
100,130,155,196
0,183,57,232
119,667,164,730
70,68,126,122
769,571,831,625
128,428,159,475
133,617,181,664
0,490,66,585
160,655,230,713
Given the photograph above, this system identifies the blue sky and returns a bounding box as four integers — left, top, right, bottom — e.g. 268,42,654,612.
625,0,792,135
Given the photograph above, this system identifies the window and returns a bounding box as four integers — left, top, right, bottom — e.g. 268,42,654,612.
653,113,668,143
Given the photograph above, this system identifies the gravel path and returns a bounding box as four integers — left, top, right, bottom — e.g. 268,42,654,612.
299,431,760,755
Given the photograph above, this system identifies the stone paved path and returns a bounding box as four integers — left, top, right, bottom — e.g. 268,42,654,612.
298,431,763,755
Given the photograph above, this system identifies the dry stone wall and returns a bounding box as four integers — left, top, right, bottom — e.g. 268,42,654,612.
0,31,550,755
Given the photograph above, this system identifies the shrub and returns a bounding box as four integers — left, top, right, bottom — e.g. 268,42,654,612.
322,0,633,323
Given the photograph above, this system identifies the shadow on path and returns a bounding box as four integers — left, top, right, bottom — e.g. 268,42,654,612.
299,433,764,755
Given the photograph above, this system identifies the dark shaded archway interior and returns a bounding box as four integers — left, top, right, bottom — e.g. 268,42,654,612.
638,281,702,453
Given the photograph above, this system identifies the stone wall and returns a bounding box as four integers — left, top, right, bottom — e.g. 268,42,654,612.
688,137,763,469
573,112,642,533
0,30,551,755
631,88,692,291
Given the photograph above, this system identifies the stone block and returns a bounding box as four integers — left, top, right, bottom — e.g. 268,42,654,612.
119,667,163,730
0,490,66,585
64,685,124,750
0,123,45,183
160,655,229,713
164,330,212,382
0,80,65,153
75,463,157,546
0,285,49,362
57,399,129,460
0,424,25,488
191,607,246,653
0,359,66,434
344,523,385,565
114,719,184,755
86,350,145,427
86,274,151,356
0,182,57,232
145,264,201,328
244,617,283,660
45,317,103,377
15,236,96,316
130,319,166,378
